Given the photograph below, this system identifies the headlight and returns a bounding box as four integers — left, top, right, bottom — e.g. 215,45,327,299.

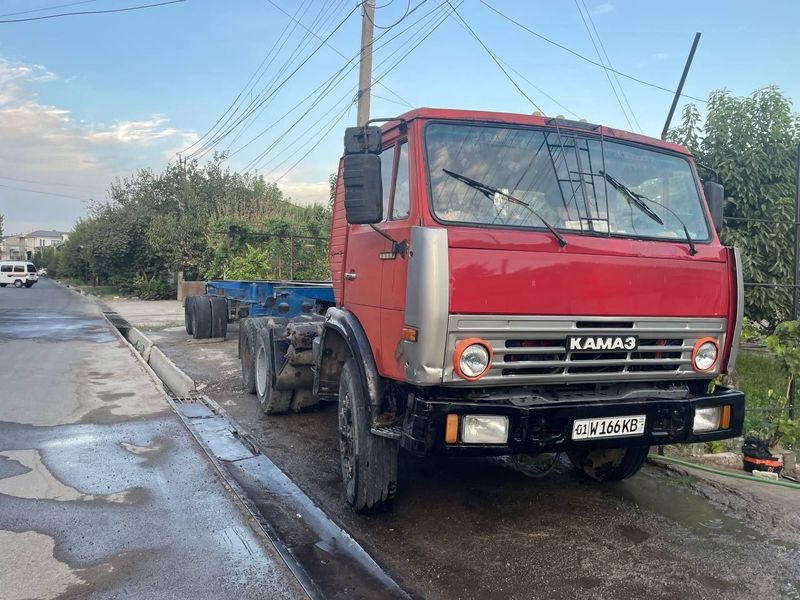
692,338,719,372
453,338,492,380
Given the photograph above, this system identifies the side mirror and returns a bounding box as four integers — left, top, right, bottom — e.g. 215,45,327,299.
343,154,382,224
704,181,724,233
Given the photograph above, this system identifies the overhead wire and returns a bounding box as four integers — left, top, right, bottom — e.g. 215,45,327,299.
241,0,451,173
264,0,413,108
0,175,103,191
0,183,94,201
580,0,642,131
184,1,359,160
0,0,97,18
0,0,186,23
442,0,544,114
479,0,707,103
573,0,634,131
365,0,413,29
258,0,458,179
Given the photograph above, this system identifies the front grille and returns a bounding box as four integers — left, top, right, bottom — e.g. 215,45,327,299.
445,316,726,386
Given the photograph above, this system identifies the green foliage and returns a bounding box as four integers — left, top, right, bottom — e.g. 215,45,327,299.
56,155,332,296
669,87,800,324
740,317,766,344
735,349,789,444
766,320,800,376
132,273,170,300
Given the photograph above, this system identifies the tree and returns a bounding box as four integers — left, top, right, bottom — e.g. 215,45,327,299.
669,87,800,324
0,213,4,239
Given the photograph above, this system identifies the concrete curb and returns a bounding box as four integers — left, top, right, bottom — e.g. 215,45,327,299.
127,326,154,362
148,346,196,397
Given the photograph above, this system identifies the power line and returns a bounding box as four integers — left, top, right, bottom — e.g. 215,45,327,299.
0,0,186,23
580,0,641,132
573,0,634,131
479,0,707,103
0,175,103,191
0,0,97,18
443,0,544,114
491,53,579,118
365,0,413,29
0,183,94,201
185,2,359,160
264,0,413,108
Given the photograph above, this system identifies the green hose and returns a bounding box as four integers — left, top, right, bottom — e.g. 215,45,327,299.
649,454,800,490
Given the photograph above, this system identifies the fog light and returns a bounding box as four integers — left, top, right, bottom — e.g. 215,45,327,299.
461,415,509,444
693,406,721,433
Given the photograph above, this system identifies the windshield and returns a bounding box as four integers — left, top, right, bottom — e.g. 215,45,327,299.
425,122,711,241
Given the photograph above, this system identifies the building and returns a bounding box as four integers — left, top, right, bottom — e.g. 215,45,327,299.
0,230,69,260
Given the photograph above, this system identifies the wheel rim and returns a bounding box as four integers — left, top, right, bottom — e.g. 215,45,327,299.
255,344,267,398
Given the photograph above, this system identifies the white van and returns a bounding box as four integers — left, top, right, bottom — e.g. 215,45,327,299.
0,261,39,288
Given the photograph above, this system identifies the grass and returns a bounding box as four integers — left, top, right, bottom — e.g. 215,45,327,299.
734,349,790,442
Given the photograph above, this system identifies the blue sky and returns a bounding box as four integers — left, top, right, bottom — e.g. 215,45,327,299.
1,0,799,234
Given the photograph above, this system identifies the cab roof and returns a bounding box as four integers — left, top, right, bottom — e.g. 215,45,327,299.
383,107,692,156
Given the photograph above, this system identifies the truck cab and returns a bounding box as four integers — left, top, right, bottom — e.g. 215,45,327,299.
239,108,745,513
325,108,744,510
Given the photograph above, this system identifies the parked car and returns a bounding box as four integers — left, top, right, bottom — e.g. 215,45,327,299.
37,268,48,277
0,261,39,288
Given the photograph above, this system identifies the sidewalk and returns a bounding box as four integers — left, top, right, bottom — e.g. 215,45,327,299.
0,280,304,599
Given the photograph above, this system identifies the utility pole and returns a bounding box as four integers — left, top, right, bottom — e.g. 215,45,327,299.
661,32,701,140
357,0,375,127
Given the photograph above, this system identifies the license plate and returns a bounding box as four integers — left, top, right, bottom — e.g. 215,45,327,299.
572,415,646,440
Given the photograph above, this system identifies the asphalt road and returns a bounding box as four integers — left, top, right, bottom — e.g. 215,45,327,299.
148,323,800,600
0,280,304,600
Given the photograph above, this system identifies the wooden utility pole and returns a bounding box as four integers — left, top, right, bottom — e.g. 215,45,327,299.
356,0,375,127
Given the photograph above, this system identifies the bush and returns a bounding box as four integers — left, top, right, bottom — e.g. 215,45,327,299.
132,274,171,300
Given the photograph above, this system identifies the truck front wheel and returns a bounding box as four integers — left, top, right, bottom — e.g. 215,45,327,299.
338,358,398,513
567,446,649,482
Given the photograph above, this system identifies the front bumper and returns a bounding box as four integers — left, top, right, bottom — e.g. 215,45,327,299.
400,386,744,457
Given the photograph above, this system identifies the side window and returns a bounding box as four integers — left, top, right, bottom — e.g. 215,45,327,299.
14,265,24,273
0,265,11,273
392,142,410,220
380,145,396,221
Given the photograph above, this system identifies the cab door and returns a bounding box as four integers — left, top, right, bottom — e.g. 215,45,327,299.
341,145,395,370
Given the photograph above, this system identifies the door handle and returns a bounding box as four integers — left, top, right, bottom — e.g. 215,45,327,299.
344,271,357,280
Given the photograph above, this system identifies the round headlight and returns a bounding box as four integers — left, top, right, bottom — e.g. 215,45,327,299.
454,339,492,380
693,339,719,372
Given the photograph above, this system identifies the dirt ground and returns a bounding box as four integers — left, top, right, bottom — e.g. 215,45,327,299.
130,317,800,600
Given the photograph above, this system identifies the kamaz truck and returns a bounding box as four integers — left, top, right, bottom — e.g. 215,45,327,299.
187,108,745,513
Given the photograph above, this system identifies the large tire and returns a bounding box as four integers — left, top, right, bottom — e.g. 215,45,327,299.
567,446,649,482
13,280,23,288
338,358,398,513
184,296,195,335
209,296,228,339
192,296,212,339
240,319,257,394
255,326,292,414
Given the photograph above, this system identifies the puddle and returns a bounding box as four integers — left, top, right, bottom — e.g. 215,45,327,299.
0,312,115,343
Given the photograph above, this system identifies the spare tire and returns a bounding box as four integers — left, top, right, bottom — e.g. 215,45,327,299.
192,296,212,340
184,296,195,335
209,296,228,339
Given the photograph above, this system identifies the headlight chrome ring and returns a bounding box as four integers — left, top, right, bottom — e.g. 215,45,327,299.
453,338,493,381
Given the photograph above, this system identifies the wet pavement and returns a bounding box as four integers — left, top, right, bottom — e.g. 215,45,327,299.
0,280,304,600
146,323,800,600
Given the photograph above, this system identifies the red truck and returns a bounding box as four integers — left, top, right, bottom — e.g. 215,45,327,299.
240,108,745,513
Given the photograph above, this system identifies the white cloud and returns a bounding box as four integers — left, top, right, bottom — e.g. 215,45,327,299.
590,3,614,16
0,57,198,233
277,178,330,206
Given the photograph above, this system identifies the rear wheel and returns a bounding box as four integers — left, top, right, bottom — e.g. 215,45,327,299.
192,297,212,339
209,296,228,339
338,358,398,513
255,326,292,414
240,319,257,394
184,296,195,335
13,280,23,288
567,446,649,482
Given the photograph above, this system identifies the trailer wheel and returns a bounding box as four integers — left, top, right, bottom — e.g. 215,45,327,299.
14,280,23,288
255,326,292,414
240,319,257,394
338,358,398,514
567,446,649,482
209,296,228,339
184,296,195,335
192,296,212,339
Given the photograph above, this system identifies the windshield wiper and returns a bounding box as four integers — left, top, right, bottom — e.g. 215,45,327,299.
442,169,567,248
598,170,697,256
